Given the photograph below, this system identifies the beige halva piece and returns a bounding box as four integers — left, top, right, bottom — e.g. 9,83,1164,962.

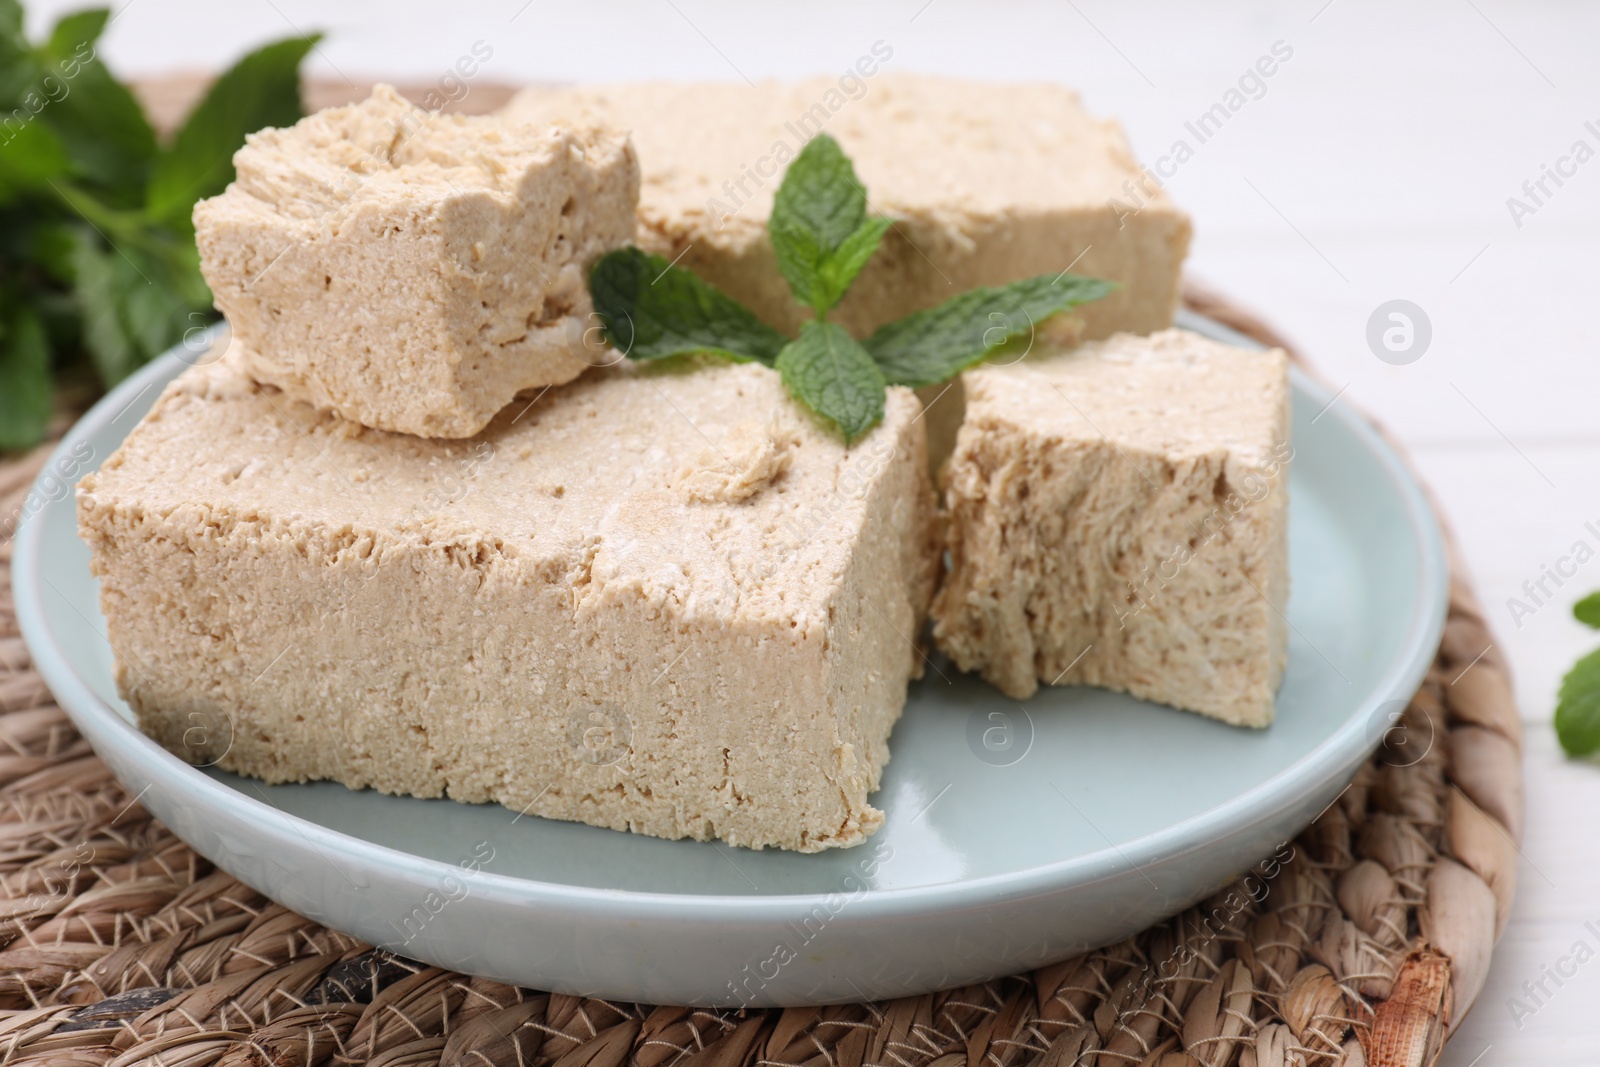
77,345,940,852
503,74,1191,342
932,329,1292,727
195,85,639,438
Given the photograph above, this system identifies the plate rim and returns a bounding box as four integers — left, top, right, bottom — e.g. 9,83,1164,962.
12,314,1450,922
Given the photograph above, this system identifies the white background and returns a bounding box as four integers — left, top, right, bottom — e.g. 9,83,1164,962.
25,1,1600,1060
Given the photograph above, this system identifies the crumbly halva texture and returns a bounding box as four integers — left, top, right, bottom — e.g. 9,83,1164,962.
503,74,1191,342
932,329,1291,727
195,85,640,438
77,348,940,852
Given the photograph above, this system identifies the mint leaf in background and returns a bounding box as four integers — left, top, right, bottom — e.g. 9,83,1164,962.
1574,592,1600,629
0,120,70,202
36,13,157,203
4,215,76,289
70,228,138,383
863,273,1117,388
590,247,788,364
0,0,36,100
1557,647,1600,757
776,321,886,443
0,305,52,450
0,0,24,48
0,9,316,451
769,134,887,316
70,226,209,385
146,34,319,228
45,7,107,56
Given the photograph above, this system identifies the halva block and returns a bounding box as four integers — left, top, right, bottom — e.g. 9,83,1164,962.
932,329,1291,726
504,74,1190,341
78,350,940,851
195,85,639,438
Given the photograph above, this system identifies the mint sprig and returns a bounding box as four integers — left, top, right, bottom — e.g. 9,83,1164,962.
588,133,1113,443
0,1,318,452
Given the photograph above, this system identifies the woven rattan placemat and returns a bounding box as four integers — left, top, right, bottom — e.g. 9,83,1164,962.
0,289,1523,1067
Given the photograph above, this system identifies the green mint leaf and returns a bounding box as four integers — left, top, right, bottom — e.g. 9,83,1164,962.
0,0,23,46
146,34,320,228
35,26,157,202
769,224,825,309
1557,646,1600,757
0,0,38,103
70,227,138,383
0,304,52,451
815,215,892,313
775,320,886,443
1575,593,1600,629
863,273,1117,388
46,8,109,55
23,218,78,285
589,246,788,364
769,134,886,315
70,225,211,386
0,119,71,203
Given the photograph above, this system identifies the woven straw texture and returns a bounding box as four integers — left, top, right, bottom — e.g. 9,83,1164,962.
0,259,1524,1067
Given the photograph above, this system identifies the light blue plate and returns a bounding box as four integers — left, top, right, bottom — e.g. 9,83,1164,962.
12,310,1448,1007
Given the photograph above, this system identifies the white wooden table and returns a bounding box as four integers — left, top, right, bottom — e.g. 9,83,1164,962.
31,0,1600,1060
